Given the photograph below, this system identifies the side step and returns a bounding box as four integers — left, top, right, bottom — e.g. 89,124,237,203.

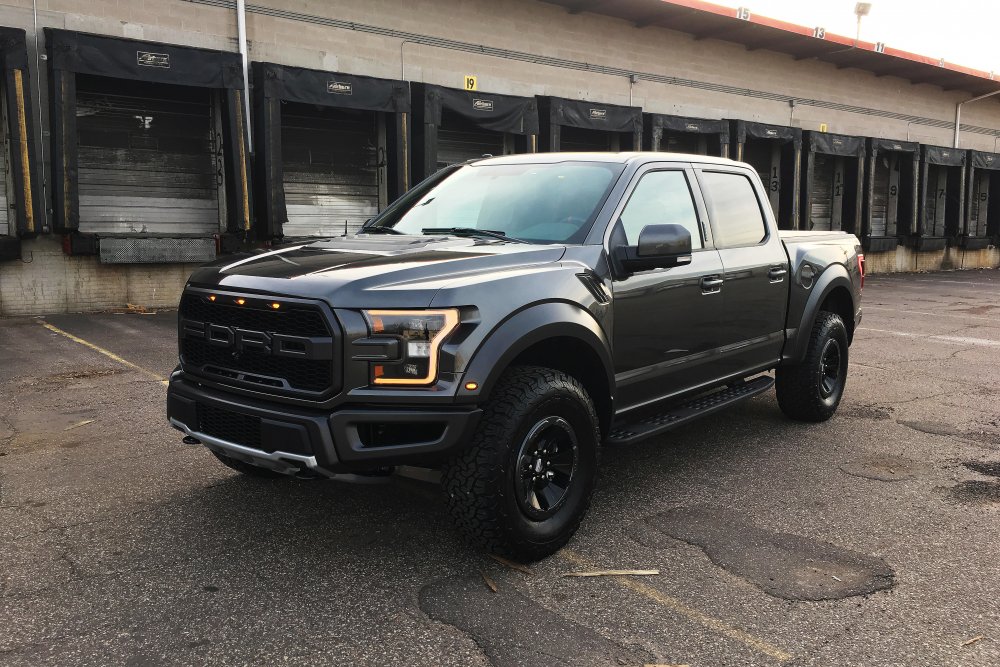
605,375,775,446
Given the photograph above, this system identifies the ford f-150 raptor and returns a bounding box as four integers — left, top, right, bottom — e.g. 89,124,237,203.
167,152,864,561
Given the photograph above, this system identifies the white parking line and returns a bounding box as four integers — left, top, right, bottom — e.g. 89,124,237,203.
863,306,1000,323
860,328,1000,347
866,279,998,287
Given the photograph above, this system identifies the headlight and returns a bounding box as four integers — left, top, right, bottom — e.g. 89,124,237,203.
362,309,460,385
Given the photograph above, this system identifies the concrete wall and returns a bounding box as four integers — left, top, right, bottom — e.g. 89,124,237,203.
0,237,198,315
0,0,998,315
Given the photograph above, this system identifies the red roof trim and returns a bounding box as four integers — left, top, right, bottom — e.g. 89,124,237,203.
655,0,995,82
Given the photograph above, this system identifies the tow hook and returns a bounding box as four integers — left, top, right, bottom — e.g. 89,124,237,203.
182,435,202,445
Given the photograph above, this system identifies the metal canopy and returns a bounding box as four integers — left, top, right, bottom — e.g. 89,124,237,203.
541,0,999,96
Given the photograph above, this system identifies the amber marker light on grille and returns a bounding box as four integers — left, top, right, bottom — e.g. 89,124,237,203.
235,298,246,305
208,295,216,301
465,382,479,391
270,303,281,310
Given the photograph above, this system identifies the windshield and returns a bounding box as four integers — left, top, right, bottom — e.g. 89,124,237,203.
367,161,624,244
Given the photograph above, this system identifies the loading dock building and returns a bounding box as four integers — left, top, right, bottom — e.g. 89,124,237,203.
1,0,1000,315
731,120,801,230
411,83,538,183
0,26,43,260
252,63,409,240
644,113,729,157
915,145,966,251
800,131,865,235
537,96,642,153
963,150,1000,249
864,138,919,253
45,29,252,264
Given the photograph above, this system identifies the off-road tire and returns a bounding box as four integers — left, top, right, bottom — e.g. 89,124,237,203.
441,365,600,562
776,310,849,422
211,451,288,478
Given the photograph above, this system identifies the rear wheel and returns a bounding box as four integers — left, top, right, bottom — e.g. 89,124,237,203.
441,366,600,561
775,310,849,422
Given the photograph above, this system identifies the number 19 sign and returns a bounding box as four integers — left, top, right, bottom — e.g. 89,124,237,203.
464,75,478,91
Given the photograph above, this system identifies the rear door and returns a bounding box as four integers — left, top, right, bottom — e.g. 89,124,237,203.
610,164,725,410
695,167,788,378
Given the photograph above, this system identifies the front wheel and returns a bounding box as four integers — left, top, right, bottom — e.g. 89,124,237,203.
775,310,849,422
441,366,600,562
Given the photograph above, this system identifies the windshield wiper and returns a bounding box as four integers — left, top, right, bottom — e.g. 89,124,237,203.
421,227,527,243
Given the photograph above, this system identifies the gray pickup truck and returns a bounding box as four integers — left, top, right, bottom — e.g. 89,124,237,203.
167,152,864,560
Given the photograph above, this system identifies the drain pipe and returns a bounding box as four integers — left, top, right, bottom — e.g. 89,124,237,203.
236,0,252,152
953,89,1000,148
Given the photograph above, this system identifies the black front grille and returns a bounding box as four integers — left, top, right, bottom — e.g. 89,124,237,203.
180,294,329,336
179,293,337,396
198,403,262,449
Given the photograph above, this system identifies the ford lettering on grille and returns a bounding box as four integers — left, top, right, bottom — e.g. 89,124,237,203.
178,292,339,397
181,320,334,360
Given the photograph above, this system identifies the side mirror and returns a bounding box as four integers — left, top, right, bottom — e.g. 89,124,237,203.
614,223,693,275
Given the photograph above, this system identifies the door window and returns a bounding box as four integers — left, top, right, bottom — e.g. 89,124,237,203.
619,171,703,248
700,171,768,247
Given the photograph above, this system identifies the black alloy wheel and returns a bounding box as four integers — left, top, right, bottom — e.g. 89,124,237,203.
514,416,579,520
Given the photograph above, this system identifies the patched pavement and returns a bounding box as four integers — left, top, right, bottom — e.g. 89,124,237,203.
2,269,1000,666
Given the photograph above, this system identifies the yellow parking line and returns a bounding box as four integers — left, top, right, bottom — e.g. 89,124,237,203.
560,549,793,663
41,322,169,386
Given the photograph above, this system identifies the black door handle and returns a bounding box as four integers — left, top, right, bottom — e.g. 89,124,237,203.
768,267,788,282
700,275,724,294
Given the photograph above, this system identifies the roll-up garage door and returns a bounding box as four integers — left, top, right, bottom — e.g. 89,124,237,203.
970,171,990,237
663,133,704,154
871,156,890,237
810,154,835,231
925,165,947,236
281,104,379,238
743,142,771,194
0,117,8,237
437,111,505,168
560,125,613,152
76,76,219,235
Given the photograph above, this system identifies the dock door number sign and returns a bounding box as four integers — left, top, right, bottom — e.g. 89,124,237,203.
464,75,478,91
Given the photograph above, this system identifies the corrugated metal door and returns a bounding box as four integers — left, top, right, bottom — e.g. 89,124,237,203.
76,76,219,235
926,165,947,236
871,155,890,237
281,105,379,238
810,153,835,231
663,133,705,154
560,126,614,152
0,102,9,237
744,141,781,220
970,170,990,237
437,125,504,168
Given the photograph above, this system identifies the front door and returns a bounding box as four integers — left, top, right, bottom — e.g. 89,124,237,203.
611,166,725,412
695,168,789,378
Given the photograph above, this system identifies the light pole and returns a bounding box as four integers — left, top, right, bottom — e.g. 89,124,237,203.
854,2,872,45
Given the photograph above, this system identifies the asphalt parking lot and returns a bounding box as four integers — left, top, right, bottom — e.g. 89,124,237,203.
2,269,1000,666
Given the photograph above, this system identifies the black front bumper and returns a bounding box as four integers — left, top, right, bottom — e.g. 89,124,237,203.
167,374,482,475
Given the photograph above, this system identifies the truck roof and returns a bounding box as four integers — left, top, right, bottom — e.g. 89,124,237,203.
470,152,741,167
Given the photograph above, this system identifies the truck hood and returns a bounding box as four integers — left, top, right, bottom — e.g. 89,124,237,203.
186,235,567,308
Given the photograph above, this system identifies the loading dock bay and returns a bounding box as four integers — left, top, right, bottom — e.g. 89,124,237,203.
2,270,999,666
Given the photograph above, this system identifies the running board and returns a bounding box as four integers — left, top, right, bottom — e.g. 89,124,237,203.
605,375,775,445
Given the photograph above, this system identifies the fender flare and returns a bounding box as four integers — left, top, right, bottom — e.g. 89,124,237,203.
786,263,855,364
456,301,614,405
